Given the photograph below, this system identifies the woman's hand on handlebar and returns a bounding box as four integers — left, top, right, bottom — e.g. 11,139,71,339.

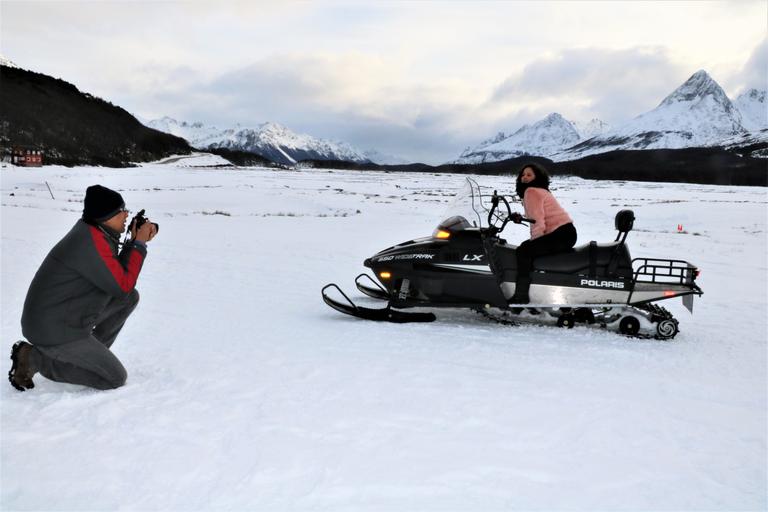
511,212,536,224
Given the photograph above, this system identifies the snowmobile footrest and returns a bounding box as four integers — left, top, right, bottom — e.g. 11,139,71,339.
322,284,435,323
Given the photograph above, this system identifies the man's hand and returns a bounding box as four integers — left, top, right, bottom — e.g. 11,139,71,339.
133,221,157,243
510,212,523,224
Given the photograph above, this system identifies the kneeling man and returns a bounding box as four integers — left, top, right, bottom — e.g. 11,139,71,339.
9,185,157,391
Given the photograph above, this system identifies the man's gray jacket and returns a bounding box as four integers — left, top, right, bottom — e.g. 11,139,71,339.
22,220,147,345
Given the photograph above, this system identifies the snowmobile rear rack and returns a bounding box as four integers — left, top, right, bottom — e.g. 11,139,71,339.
629,257,703,312
321,283,435,323
631,258,699,286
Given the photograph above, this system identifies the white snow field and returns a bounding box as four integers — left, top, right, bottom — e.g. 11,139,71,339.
2,158,766,511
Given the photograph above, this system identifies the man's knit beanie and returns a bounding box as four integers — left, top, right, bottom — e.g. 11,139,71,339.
83,185,125,222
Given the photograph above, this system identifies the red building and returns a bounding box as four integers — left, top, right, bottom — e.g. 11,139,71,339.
11,146,43,167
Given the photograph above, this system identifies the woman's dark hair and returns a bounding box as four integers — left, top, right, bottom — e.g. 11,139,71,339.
515,162,551,199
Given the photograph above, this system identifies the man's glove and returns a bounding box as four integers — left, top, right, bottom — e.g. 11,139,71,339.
510,212,523,224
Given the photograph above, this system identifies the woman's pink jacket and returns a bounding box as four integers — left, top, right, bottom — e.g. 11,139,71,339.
522,187,573,240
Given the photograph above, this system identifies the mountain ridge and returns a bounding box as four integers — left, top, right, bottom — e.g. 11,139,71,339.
457,70,765,164
145,117,410,166
456,113,589,164
734,88,768,131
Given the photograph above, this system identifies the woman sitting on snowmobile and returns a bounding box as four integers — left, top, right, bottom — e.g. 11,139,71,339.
508,163,577,304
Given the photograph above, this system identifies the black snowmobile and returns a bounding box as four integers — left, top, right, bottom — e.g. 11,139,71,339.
322,178,702,339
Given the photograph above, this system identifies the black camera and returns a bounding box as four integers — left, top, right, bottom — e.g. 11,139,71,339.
131,209,159,234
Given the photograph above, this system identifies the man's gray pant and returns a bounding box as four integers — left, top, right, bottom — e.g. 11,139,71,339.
30,290,139,390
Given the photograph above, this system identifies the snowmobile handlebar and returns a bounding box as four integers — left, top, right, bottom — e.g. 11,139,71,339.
488,190,534,234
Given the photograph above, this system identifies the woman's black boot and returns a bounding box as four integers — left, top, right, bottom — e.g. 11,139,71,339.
508,278,531,305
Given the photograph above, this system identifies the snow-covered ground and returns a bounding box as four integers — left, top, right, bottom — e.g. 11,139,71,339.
2,157,766,510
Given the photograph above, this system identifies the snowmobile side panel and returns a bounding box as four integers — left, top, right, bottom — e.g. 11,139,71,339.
500,281,631,306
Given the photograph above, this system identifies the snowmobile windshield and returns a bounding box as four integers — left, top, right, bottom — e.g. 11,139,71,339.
434,178,495,234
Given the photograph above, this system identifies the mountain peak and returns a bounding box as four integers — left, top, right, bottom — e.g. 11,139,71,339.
479,131,508,146
690,69,709,80
258,121,291,134
739,88,766,102
511,112,575,136
735,88,768,131
530,112,570,130
556,69,749,160
456,112,581,163
574,118,610,139
659,70,728,107
544,112,567,121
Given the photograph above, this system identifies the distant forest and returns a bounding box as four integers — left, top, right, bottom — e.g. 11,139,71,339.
300,147,768,187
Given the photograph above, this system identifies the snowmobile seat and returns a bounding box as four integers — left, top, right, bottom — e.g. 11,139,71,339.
532,210,636,277
532,241,633,278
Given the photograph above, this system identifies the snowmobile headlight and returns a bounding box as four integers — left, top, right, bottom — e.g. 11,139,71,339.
379,271,392,279
434,229,451,239
663,291,676,297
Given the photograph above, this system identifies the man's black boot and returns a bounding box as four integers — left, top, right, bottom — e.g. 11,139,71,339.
8,341,38,391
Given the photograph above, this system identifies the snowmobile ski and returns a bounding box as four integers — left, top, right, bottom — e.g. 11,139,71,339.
355,273,390,300
322,284,435,323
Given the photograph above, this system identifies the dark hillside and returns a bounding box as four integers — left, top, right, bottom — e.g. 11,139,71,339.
0,65,191,166
549,148,767,186
299,156,554,176
206,147,284,168
301,149,767,186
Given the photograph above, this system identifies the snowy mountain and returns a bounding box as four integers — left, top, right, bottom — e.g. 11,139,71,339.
146,117,379,166
734,88,767,131
455,113,585,164
456,70,763,164
573,118,611,139
557,70,749,160
362,149,411,165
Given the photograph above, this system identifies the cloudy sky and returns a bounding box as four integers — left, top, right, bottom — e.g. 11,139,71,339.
2,0,766,163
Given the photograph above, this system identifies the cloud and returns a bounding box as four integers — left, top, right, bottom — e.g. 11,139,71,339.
738,38,768,92
104,43,754,165
489,47,687,125
128,53,484,163
127,46,700,164
200,54,483,126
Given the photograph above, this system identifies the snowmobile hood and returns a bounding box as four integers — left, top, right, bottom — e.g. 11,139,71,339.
365,237,442,267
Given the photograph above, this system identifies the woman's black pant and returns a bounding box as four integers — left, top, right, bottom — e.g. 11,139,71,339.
514,223,577,297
